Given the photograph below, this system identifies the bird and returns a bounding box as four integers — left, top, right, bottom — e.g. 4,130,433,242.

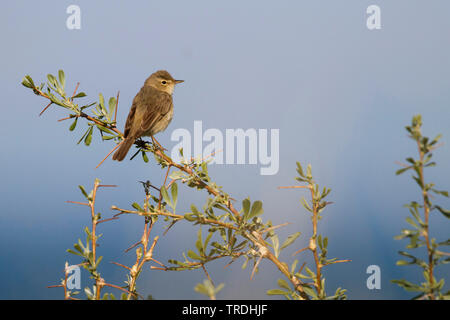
112,70,183,161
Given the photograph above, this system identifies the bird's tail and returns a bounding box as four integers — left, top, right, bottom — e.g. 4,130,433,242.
112,138,135,161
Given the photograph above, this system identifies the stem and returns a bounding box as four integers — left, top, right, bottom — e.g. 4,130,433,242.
416,140,435,299
89,180,104,300
309,185,322,297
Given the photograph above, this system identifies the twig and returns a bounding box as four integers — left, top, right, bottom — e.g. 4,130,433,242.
95,142,124,169
292,246,309,257
278,185,311,189
260,222,291,234
97,217,119,225
39,102,53,116
250,255,264,280
110,261,132,271
66,200,89,206
416,139,435,299
71,82,80,101
201,264,214,287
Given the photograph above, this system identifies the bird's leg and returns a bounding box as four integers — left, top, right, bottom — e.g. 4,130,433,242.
151,135,167,151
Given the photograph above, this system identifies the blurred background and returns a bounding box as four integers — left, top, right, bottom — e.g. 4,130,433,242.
1,1,449,299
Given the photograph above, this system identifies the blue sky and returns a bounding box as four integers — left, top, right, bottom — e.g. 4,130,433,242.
1,1,449,299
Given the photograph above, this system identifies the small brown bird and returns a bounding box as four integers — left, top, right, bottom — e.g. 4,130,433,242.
112,70,183,161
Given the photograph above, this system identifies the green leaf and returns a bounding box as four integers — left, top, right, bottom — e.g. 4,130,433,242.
169,170,186,180
77,128,90,145
47,74,57,87
21,76,33,88
277,278,291,291
266,289,289,296
431,189,449,197
290,259,298,274
430,134,442,146
412,175,424,189
184,213,197,222
296,162,304,177
84,126,93,146
194,283,209,296
214,283,225,294
306,164,312,179
96,124,114,135
171,183,178,211
195,229,203,255
84,287,93,299
67,249,83,257
271,234,280,258
58,70,65,90
108,97,116,119
391,279,424,292
187,250,202,261
242,198,250,219
72,92,87,99
25,75,35,88
132,202,143,212
204,231,213,251
302,285,318,299
280,232,301,251
98,93,105,110
248,200,263,220
301,197,312,212
69,117,78,131
78,185,89,199
161,185,172,208
435,205,450,219
396,166,412,175
396,260,411,266
142,151,149,163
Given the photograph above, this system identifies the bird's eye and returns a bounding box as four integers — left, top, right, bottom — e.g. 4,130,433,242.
161,80,167,85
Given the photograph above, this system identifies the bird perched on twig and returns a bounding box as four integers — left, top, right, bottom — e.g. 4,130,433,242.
112,70,184,161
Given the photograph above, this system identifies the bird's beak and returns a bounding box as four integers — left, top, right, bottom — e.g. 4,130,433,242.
174,79,184,84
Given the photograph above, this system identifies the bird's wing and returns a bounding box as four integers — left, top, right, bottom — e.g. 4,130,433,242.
123,100,137,138
139,87,173,133
123,86,172,139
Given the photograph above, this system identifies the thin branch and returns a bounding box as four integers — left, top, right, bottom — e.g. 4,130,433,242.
292,246,309,257
110,261,132,271
58,115,74,122
66,200,89,206
124,240,142,253
278,186,311,189
201,264,214,286
250,255,264,280
260,222,291,234
71,82,80,100
324,259,352,266
97,217,119,225
39,102,53,116
95,141,123,169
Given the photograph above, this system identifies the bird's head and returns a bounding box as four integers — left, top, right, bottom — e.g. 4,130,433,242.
145,70,184,94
